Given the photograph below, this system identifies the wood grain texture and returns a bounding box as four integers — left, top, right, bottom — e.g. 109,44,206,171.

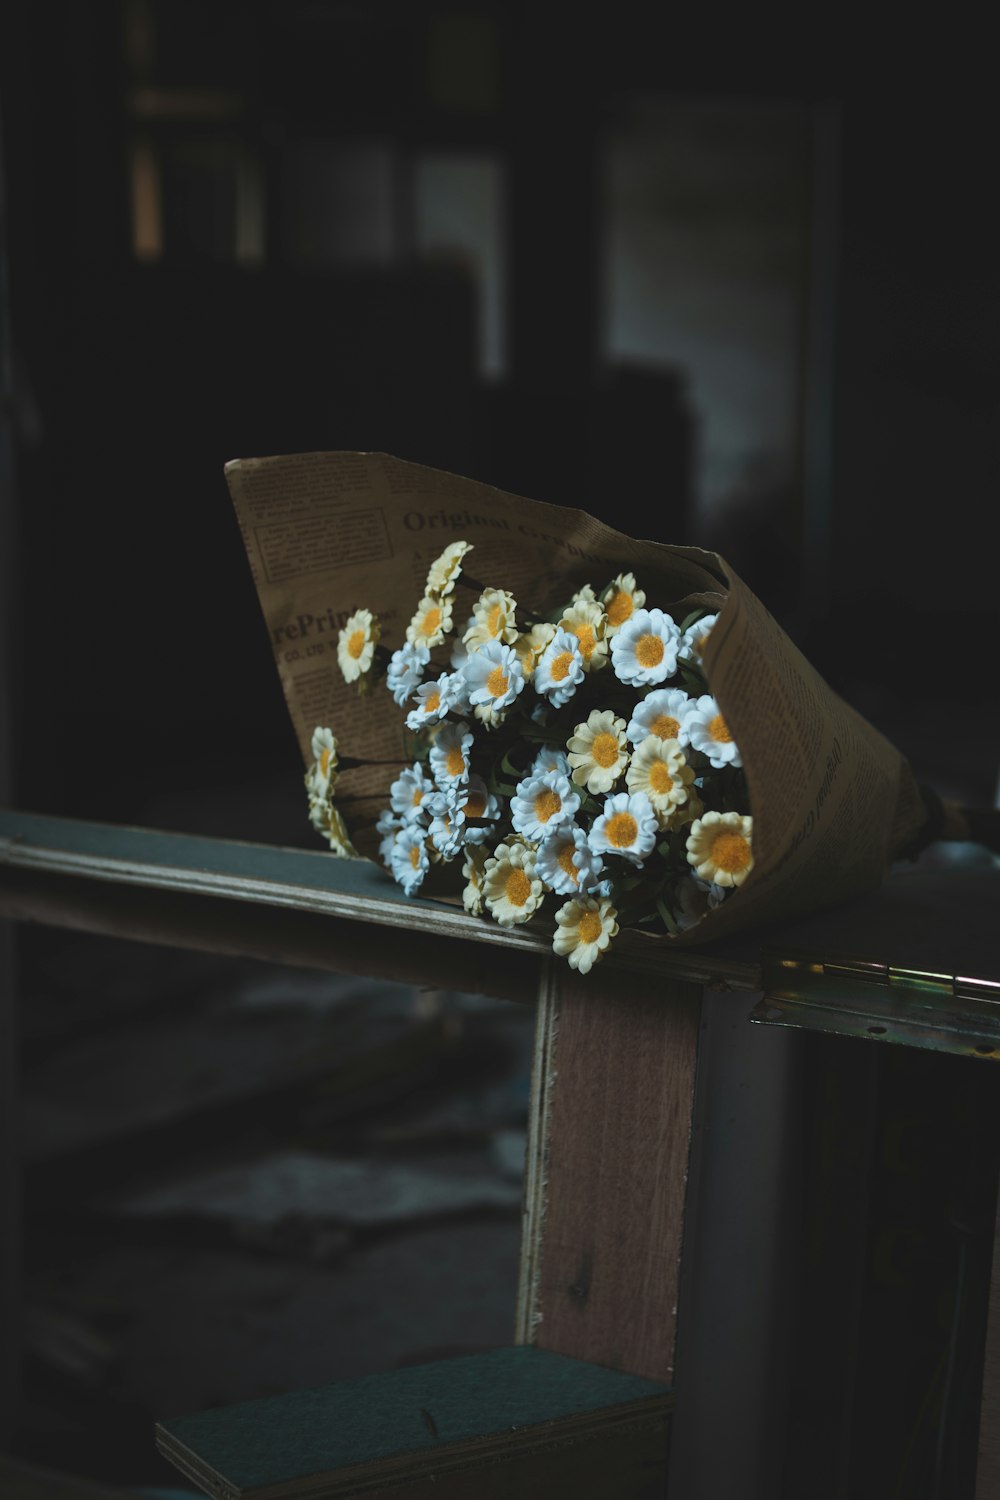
0,865,541,1006
977,1183,1000,1499
519,962,702,1383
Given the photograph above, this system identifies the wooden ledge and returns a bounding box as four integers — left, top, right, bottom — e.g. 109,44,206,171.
0,809,759,997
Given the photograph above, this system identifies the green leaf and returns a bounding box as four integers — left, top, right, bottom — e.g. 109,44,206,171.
656,895,680,934
679,607,708,633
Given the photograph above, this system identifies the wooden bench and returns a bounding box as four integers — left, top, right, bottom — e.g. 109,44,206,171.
2,810,999,1497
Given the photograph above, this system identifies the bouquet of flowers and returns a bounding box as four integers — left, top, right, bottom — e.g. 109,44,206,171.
306,545,755,973
227,451,945,964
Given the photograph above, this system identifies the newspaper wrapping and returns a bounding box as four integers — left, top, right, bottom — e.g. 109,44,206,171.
225,451,927,945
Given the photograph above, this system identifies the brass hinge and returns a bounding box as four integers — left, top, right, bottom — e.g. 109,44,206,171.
753,949,1000,1059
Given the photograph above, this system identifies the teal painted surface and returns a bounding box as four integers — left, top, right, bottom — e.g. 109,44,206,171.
159,1346,669,1489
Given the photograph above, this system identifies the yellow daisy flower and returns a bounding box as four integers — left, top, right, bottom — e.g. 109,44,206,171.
324,804,358,859
406,593,454,649
558,598,608,671
337,609,380,685
567,709,628,794
625,736,697,828
462,845,488,915
552,895,619,974
425,540,473,597
686,811,754,888
600,573,646,635
463,588,519,650
513,620,557,675
483,841,545,926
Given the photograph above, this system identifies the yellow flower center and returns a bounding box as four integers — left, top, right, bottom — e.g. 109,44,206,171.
466,791,486,817
575,624,596,660
606,811,638,848
649,762,674,795
420,605,442,638
487,602,504,635
636,633,664,669
412,788,423,806
425,691,441,714
696,628,713,652
409,845,421,869
505,867,531,905
709,713,732,743
650,713,680,740
606,590,633,627
591,731,620,768
446,746,466,778
558,844,580,884
578,910,604,943
711,831,751,872
319,748,333,777
486,666,509,697
550,651,574,682
347,629,366,660
534,789,562,823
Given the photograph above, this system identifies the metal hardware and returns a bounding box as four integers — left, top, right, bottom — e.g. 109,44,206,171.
753,949,1000,1059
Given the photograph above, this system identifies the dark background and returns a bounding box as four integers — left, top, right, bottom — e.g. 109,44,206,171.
2,2,997,833
1,6,998,1499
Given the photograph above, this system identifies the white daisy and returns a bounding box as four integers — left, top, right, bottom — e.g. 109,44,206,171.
406,593,454,649
425,540,472,597
626,688,693,749
610,608,680,687
426,794,468,861
684,694,742,769
439,669,474,716
570,582,597,605
530,745,572,780
451,775,501,844
390,826,430,895
309,727,339,792
377,807,404,867
405,676,452,733
389,763,434,822
588,791,659,866
600,573,646,636
534,629,586,707
566,709,629,795
552,895,619,975
509,770,581,844
463,589,518,650
462,845,489,914
462,640,526,726
428,720,475,787
337,609,380,684
686,811,754,888
625,736,697,828
670,876,726,932
483,841,545,927
386,642,430,707
681,613,719,661
558,599,608,672
536,823,605,896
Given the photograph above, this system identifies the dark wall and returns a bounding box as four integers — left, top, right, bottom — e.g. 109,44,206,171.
2,4,997,827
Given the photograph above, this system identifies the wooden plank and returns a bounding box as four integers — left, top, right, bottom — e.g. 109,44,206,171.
0,864,541,1008
0,809,760,993
977,1183,1000,1498
518,960,701,1383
